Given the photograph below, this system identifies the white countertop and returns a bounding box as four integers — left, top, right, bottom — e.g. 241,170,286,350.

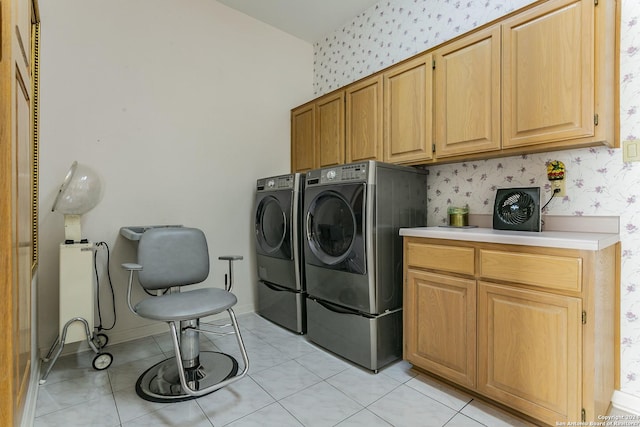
399,227,620,251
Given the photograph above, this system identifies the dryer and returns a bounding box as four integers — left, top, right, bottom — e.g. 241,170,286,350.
303,161,427,371
255,173,305,334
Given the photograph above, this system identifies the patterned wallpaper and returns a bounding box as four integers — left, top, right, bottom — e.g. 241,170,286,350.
313,0,640,398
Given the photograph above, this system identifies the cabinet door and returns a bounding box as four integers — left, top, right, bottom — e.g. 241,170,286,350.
384,54,433,163
435,26,501,158
346,75,383,162
477,281,582,425
405,270,476,388
291,103,316,173
502,0,594,148
316,92,345,168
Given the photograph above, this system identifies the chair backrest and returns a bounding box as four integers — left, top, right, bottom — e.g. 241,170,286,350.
137,227,210,290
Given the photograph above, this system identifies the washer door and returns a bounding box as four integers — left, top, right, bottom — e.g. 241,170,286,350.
305,183,365,274
255,194,292,259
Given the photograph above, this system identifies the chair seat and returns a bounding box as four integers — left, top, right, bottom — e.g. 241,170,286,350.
134,288,237,322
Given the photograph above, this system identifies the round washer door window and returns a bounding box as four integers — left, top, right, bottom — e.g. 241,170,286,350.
307,191,356,265
256,196,286,254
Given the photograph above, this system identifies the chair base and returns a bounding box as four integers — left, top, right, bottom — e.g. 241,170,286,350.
135,351,239,403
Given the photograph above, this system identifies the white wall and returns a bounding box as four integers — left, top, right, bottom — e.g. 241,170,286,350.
37,0,313,349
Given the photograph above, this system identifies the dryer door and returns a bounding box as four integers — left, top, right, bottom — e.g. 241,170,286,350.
255,192,292,260
304,183,366,274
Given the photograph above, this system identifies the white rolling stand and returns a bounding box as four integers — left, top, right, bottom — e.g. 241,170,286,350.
40,242,113,384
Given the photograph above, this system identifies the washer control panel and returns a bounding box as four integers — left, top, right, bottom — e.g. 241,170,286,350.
306,162,370,186
256,174,295,191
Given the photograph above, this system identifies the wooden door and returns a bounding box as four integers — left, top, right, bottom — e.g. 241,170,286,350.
346,75,383,162
477,281,582,425
291,103,316,173
316,92,344,168
405,270,476,388
434,26,501,158
383,54,433,163
502,0,594,148
2,0,36,425
14,63,32,425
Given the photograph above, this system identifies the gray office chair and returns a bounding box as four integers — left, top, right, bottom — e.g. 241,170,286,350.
123,227,249,402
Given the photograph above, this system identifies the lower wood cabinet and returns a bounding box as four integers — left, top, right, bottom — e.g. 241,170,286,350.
477,281,582,424
403,237,617,426
405,269,476,388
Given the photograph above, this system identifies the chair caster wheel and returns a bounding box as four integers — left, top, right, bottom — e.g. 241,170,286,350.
92,352,113,370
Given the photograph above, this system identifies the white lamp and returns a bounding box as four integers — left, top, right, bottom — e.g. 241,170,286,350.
51,161,102,242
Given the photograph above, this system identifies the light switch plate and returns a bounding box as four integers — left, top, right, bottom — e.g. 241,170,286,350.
623,139,640,162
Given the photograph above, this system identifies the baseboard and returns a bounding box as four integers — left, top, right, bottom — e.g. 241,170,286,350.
39,322,169,357
21,360,41,427
611,390,640,415
42,305,257,357
234,302,255,316
96,323,169,346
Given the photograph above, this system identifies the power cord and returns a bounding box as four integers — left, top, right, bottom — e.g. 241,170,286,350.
94,241,117,331
541,188,561,212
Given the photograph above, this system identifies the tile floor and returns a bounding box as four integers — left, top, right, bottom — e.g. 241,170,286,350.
32,313,592,426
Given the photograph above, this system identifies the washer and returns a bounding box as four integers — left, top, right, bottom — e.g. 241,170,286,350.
303,161,427,371
254,173,305,334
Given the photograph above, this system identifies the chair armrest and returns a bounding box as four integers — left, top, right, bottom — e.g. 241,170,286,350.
218,256,242,291
122,263,143,271
123,265,142,316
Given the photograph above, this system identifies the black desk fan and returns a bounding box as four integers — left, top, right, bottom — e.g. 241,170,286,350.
492,187,541,232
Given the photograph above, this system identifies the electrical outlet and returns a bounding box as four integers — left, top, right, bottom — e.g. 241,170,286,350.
546,160,566,198
551,179,566,197
623,139,640,162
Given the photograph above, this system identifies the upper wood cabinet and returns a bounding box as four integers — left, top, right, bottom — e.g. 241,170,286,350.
502,0,596,148
291,92,345,173
346,75,383,163
316,92,345,168
434,26,501,158
291,0,617,170
383,53,434,164
291,103,316,173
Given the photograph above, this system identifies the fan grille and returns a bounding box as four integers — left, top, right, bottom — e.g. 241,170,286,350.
496,191,536,225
